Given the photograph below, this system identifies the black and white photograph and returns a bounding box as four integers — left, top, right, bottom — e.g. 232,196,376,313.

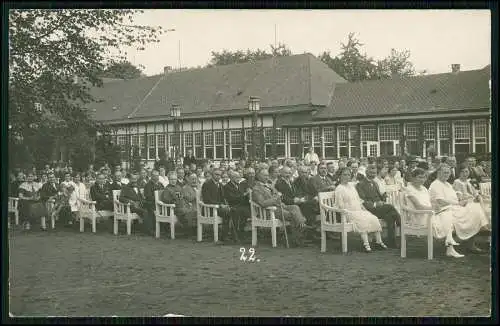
6,8,492,317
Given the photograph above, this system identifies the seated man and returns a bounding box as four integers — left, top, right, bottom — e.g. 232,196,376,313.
176,173,199,234
356,164,401,248
292,166,319,225
90,173,113,211
201,168,231,244
223,170,251,239
252,167,309,247
119,173,149,235
161,171,187,231
143,169,165,223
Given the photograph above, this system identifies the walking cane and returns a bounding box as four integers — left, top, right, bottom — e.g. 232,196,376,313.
279,201,290,249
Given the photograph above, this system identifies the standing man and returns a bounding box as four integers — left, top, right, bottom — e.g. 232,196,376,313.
304,147,319,166
183,149,197,169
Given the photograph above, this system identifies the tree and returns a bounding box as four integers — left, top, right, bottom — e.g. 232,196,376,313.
101,60,144,79
9,9,164,169
319,33,416,82
208,42,292,67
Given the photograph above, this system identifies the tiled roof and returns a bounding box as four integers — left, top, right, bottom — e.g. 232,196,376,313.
314,66,491,120
89,54,346,123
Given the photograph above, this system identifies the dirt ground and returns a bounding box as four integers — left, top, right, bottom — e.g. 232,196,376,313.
8,225,491,317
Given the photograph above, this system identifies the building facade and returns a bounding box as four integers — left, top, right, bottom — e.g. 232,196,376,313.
90,54,491,165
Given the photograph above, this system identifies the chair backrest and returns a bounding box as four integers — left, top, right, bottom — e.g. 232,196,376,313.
196,188,217,218
112,190,126,214
385,185,402,214
248,189,275,221
8,197,18,210
318,191,340,225
479,182,491,197
399,191,432,228
154,190,174,217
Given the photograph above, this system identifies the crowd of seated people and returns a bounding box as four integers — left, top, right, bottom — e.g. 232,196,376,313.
8,151,491,256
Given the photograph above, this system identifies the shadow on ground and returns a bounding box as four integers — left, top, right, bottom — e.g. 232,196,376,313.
8,225,491,317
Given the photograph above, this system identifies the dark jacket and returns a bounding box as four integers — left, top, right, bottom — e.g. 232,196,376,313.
223,181,248,207
90,183,113,211
40,182,59,202
293,176,316,199
183,155,197,168
119,184,144,206
309,175,336,194
143,180,164,209
155,159,175,173
274,177,297,205
356,178,386,211
201,179,225,205
161,183,183,205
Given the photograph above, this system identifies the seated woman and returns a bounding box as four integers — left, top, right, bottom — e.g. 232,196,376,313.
18,172,44,231
453,163,490,223
333,167,387,253
429,163,489,254
404,168,462,258
385,163,404,189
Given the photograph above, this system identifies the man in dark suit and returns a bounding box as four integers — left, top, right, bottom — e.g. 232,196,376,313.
143,169,165,222
356,164,401,248
90,173,113,211
183,149,197,169
155,152,175,173
309,163,336,194
291,166,319,226
325,162,336,183
223,170,250,238
119,173,150,235
201,168,231,244
108,171,123,191
40,173,59,202
137,169,150,188
176,168,186,187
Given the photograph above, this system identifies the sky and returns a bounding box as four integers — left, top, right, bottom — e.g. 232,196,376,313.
124,10,491,76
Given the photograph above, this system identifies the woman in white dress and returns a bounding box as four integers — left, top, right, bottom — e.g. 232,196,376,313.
429,163,488,254
404,168,462,258
334,167,387,253
453,163,490,225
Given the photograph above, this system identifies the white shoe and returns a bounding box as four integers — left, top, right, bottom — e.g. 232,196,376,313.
445,239,460,246
25,222,31,231
446,246,464,258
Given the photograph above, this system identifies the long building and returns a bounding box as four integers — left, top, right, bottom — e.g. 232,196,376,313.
89,54,491,165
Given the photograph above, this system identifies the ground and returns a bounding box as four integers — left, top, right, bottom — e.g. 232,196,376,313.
8,225,491,317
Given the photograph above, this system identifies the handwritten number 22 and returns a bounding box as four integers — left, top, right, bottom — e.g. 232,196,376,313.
240,247,255,262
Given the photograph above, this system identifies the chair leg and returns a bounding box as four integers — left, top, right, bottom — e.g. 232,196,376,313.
321,230,327,253
51,215,55,229
213,222,219,243
15,212,19,225
80,217,84,232
427,235,433,260
170,220,175,240
252,226,257,246
156,221,160,238
92,217,96,233
41,216,46,229
126,219,132,236
113,218,118,235
197,223,202,242
341,231,348,254
271,225,277,248
401,234,406,258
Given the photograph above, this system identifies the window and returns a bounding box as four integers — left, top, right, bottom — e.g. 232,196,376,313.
139,135,146,159
148,134,155,160
474,120,487,153
323,126,335,158
168,133,175,157
244,129,252,153
338,126,348,157
184,132,193,156
231,130,243,159
405,123,419,156
131,135,140,158
117,135,127,161
380,124,400,141
204,131,214,159
454,121,470,154
263,128,285,158
275,128,286,158
438,122,451,156
312,127,321,155
194,132,203,158
157,134,166,158
349,126,360,158
302,128,311,154
289,128,300,158
263,128,272,158
360,125,377,141
215,131,225,159
423,123,436,140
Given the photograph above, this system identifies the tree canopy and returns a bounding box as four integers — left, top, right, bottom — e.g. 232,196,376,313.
8,9,164,168
319,33,416,82
207,43,292,67
101,60,145,79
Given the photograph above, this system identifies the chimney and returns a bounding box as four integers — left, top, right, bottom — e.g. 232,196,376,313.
451,64,460,73
163,66,172,75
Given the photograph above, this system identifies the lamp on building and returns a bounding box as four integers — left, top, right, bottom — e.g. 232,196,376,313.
170,103,182,163
248,96,261,162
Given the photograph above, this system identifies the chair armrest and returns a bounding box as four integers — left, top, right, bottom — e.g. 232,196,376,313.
115,200,130,207
79,198,97,205
202,203,220,209
319,202,348,214
156,200,176,208
266,206,277,211
401,205,434,215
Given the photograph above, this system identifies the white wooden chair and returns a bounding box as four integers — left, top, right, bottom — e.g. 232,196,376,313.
399,192,434,260
44,199,56,230
385,184,403,236
479,182,491,202
154,190,177,239
195,189,223,243
112,190,140,235
318,191,354,254
8,197,19,227
78,189,113,233
248,189,287,248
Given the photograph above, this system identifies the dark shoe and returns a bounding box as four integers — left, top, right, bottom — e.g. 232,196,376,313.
468,245,484,254
372,242,388,250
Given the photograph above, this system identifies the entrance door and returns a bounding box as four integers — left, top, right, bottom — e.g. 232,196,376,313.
393,140,400,156
380,141,400,156
366,141,379,157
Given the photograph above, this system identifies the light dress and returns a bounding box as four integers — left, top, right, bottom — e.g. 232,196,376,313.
429,179,488,240
453,178,491,224
404,183,453,239
69,182,87,212
334,182,382,233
